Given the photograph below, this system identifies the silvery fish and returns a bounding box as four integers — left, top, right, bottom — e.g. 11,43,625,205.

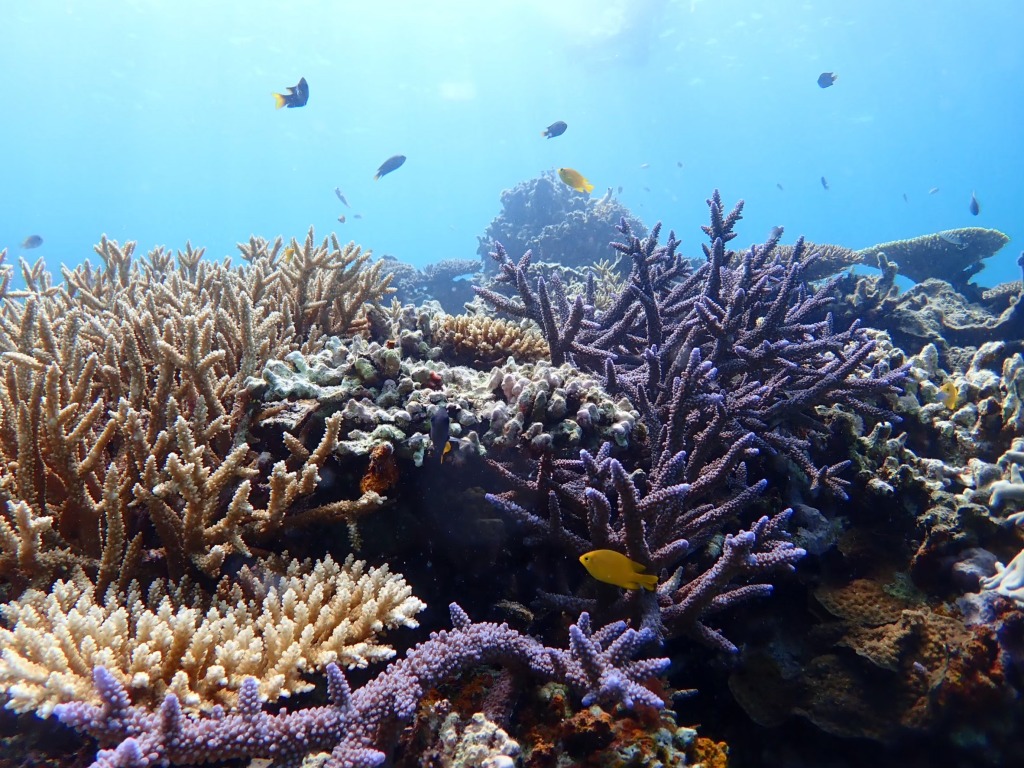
938,230,967,250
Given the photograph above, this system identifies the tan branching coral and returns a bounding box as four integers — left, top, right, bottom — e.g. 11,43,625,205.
0,554,425,717
0,229,395,589
239,230,394,340
433,314,548,368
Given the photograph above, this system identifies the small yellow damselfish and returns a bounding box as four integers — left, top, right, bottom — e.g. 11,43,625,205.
938,380,958,411
557,167,595,195
579,549,658,591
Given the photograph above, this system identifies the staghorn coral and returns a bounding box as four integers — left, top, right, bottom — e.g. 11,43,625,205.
238,229,395,340
0,553,424,717
480,191,906,646
0,229,394,589
53,605,668,768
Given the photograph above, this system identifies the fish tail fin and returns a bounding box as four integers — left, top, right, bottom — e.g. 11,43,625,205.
640,573,658,591
273,93,287,109
583,181,595,194
373,172,381,181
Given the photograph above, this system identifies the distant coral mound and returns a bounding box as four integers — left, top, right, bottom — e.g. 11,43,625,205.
477,170,645,275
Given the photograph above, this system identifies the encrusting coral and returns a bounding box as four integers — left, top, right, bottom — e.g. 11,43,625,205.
0,554,424,716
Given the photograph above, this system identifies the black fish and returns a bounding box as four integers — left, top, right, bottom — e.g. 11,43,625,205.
353,213,363,219
20,235,43,249
334,187,350,207
969,191,980,216
903,192,908,203
776,182,784,191
430,407,451,464
821,176,829,190
273,77,308,109
817,72,837,88
541,120,567,138
676,161,683,168
374,154,406,180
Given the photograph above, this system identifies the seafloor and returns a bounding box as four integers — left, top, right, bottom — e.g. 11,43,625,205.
0,175,1021,768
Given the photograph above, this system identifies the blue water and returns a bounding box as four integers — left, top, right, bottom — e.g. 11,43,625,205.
2,0,1021,285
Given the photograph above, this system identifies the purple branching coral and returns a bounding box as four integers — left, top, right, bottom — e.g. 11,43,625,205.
480,191,909,650
54,604,668,768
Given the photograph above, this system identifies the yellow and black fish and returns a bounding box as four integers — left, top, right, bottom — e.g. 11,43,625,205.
557,167,594,194
542,120,567,138
430,407,452,464
374,154,406,180
273,77,309,109
938,380,959,410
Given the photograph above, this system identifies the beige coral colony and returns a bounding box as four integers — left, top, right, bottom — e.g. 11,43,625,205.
0,231,426,714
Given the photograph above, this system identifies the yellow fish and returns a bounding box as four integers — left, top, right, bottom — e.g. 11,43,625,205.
579,549,657,591
282,246,296,264
939,380,958,410
558,167,595,195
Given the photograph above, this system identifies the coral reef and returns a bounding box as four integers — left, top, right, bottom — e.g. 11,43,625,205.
379,256,480,315
246,334,638,464
1,178,1022,768
477,170,645,276
478,192,907,645
831,252,1024,367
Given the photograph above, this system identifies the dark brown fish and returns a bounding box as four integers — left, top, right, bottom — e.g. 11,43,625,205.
820,176,829,190
374,154,406,180
817,72,837,88
541,120,567,138
20,235,43,249
273,77,308,109
969,192,980,216
776,183,784,191
903,192,908,203
334,187,350,207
